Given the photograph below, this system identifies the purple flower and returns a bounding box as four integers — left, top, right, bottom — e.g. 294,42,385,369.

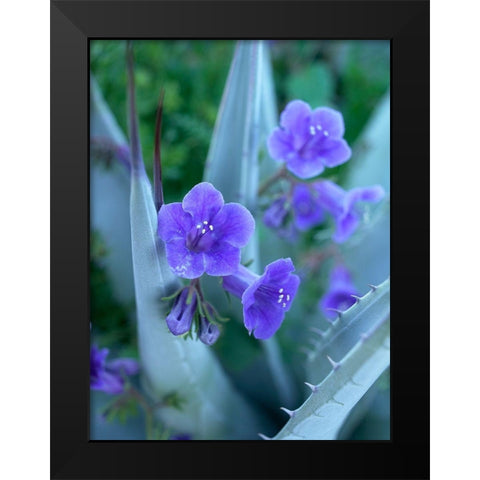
263,196,290,230
291,183,325,231
315,180,385,243
263,195,299,242
222,259,300,340
90,345,139,394
319,265,358,320
267,100,351,179
157,182,255,279
166,288,197,336
198,312,220,346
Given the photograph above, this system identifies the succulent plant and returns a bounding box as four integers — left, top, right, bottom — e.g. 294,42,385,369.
90,39,390,440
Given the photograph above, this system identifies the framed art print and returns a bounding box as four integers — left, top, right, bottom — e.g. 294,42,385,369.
51,1,429,479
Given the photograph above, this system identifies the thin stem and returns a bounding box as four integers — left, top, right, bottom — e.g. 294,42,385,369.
125,384,167,440
191,278,205,302
258,166,287,196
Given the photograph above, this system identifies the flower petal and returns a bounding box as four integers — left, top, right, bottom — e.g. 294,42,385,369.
267,128,294,162
320,289,357,319
204,242,241,276
285,151,325,179
108,358,140,376
263,257,296,284
332,212,359,243
211,203,255,248
316,138,351,167
292,184,325,231
319,265,358,319
157,202,193,242
330,264,354,286
182,182,224,222
345,185,385,211
91,370,124,395
280,100,311,135
279,274,301,312
165,238,206,278
166,288,196,335
315,180,347,216
310,107,345,138
198,315,220,346
244,303,284,340
263,196,290,229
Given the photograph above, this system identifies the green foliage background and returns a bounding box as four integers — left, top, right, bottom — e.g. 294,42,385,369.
90,40,389,201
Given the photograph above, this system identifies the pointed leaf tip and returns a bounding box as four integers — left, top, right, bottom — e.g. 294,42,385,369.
153,89,165,212
126,41,144,175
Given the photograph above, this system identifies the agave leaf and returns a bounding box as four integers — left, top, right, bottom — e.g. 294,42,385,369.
272,294,390,440
305,278,390,384
203,41,297,409
341,92,390,291
204,40,264,271
90,75,135,307
336,369,390,440
127,44,261,439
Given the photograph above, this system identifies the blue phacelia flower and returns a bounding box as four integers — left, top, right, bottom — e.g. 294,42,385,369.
165,288,197,336
291,183,325,231
267,100,351,179
262,195,299,241
157,182,255,279
263,195,290,230
315,180,385,243
222,259,300,339
264,180,384,243
198,310,220,346
90,345,139,395
319,265,358,320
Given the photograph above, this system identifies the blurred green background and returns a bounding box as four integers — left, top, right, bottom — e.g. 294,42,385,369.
90,40,389,202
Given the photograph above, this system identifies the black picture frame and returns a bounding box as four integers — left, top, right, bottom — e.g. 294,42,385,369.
51,1,429,479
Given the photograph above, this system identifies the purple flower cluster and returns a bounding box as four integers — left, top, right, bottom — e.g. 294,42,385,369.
157,182,254,279
319,265,358,320
264,180,384,243
222,259,300,339
165,288,197,336
157,182,301,342
164,286,220,345
267,100,351,179
90,345,139,395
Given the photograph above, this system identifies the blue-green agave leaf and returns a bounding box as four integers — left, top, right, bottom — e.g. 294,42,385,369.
90,75,135,306
272,281,390,440
203,40,297,409
127,45,261,439
305,278,390,385
342,92,390,291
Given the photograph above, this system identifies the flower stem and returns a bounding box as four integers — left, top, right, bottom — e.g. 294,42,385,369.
126,384,167,440
258,166,287,196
